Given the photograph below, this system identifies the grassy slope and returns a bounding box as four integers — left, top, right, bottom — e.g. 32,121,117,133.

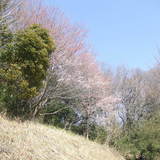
0,116,124,160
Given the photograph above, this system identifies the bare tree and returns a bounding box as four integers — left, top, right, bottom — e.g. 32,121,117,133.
0,0,22,27
113,67,158,131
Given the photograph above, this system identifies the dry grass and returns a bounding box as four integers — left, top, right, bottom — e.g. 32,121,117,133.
0,115,124,160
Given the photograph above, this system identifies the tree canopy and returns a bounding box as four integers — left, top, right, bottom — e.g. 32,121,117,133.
0,24,55,117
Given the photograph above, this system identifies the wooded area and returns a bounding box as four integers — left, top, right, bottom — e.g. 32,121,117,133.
0,1,160,159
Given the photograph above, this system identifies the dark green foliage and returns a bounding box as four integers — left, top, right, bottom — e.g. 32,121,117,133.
113,114,160,160
87,124,107,143
43,99,79,129
0,25,13,47
71,123,86,135
0,24,55,118
1,24,55,89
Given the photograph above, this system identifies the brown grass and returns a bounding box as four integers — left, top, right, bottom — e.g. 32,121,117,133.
0,115,124,160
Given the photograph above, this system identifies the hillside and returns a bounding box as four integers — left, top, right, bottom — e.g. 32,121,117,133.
0,115,124,160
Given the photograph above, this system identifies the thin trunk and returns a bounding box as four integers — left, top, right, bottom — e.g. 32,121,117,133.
84,112,89,139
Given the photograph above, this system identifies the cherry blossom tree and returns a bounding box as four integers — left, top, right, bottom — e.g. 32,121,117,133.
14,0,117,127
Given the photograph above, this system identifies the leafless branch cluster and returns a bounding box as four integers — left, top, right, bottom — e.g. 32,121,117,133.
0,0,22,27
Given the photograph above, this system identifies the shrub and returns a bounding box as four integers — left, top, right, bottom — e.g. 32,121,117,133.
113,114,160,160
43,99,79,129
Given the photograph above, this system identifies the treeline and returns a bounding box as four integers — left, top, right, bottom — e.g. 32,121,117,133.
110,67,160,160
0,1,160,160
0,0,115,139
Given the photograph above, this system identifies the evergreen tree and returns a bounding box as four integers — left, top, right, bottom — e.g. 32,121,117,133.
0,24,55,118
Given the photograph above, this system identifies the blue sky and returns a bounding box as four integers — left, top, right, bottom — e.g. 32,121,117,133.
45,0,160,70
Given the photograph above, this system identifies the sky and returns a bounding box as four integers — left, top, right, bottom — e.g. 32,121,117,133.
45,0,160,70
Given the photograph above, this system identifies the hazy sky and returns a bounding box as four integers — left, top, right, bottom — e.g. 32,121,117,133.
45,0,160,70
